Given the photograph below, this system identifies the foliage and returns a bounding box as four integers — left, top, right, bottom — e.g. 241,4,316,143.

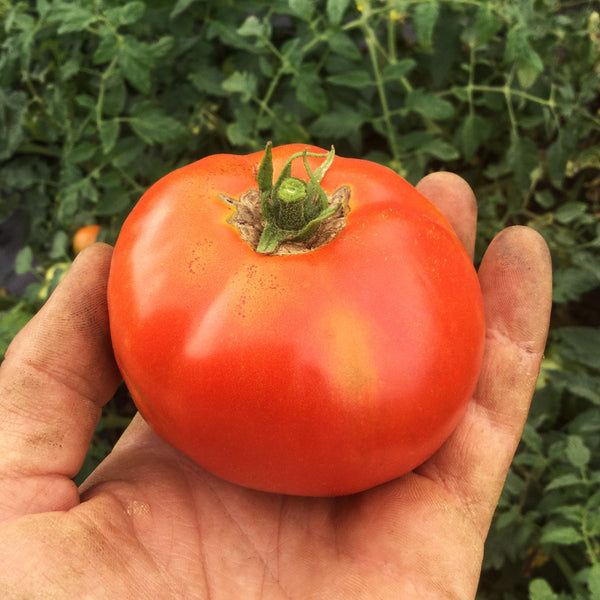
0,0,599,597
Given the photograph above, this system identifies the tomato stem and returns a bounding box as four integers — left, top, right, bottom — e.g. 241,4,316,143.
277,177,307,230
255,143,340,254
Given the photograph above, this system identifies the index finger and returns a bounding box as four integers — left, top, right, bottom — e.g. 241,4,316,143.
417,171,478,260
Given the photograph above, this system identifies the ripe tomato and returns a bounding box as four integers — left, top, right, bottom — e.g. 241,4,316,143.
73,224,101,255
107,144,485,496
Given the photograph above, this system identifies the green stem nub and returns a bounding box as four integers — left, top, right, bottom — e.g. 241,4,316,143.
255,143,338,254
277,177,307,230
278,177,307,203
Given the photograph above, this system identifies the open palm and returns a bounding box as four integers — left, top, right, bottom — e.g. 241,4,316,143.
0,173,552,599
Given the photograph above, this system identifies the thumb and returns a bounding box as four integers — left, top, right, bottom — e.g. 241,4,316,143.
0,244,121,521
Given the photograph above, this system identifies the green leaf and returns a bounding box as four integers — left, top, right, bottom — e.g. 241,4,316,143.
289,0,316,21
534,190,555,209
68,141,97,164
149,36,175,61
420,139,459,161
59,58,79,81
222,71,257,102
309,105,364,139
413,1,439,50
327,70,372,88
449,86,469,102
507,133,539,191
540,525,583,546
516,61,542,90
547,129,578,188
225,106,255,146
521,423,543,453
15,246,33,275
327,0,351,25
117,35,171,94
95,190,131,216
548,370,600,405
189,67,227,97
588,563,600,598
118,36,153,93
554,202,587,225
474,3,502,45
405,90,454,120
528,578,557,600
170,0,199,19
398,130,436,152
256,222,283,254
128,105,188,145
553,327,600,371
109,137,145,168
100,119,120,154
504,28,543,89
49,4,97,34
257,141,274,216
504,27,530,63
302,147,334,218
544,473,583,491
49,230,69,260
503,469,526,497
565,435,591,468
566,145,600,177
382,59,417,81
36,0,51,19
105,2,146,27
553,268,600,303
237,15,270,39
102,75,127,116
0,304,35,360
271,104,308,144
327,32,361,61
76,94,96,110
296,72,328,114
0,90,27,161
460,113,488,160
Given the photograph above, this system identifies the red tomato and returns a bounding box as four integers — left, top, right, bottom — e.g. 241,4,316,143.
107,144,485,496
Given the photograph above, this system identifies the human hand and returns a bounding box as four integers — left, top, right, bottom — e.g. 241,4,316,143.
0,173,552,599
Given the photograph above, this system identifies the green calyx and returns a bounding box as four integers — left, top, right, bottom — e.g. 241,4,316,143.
255,142,341,254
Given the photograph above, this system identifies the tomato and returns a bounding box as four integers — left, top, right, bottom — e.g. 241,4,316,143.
73,224,101,255
107,144,485,496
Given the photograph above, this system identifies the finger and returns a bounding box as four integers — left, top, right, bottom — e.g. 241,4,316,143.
416,172,478,259
416,226,552,537
0,243,121,520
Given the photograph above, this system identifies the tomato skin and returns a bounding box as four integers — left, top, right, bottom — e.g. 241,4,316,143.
107,144,485,496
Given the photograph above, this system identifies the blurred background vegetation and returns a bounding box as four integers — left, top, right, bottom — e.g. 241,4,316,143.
1,1,599,597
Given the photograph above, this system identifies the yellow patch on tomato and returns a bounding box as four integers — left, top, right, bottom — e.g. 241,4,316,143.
320,306,378,401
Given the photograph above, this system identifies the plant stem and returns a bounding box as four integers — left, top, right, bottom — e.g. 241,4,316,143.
470,83,557,110
467,44,476,115
96,56,118,132
550,549,579,595
277,178,307,230
360,15,400,164
503,70,518,134
15,143,62,158
582,503,600,564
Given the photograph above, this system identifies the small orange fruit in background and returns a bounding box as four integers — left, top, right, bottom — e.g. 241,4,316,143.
73,224,101,255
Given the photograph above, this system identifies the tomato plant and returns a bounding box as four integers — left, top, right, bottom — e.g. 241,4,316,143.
107,144,485,496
